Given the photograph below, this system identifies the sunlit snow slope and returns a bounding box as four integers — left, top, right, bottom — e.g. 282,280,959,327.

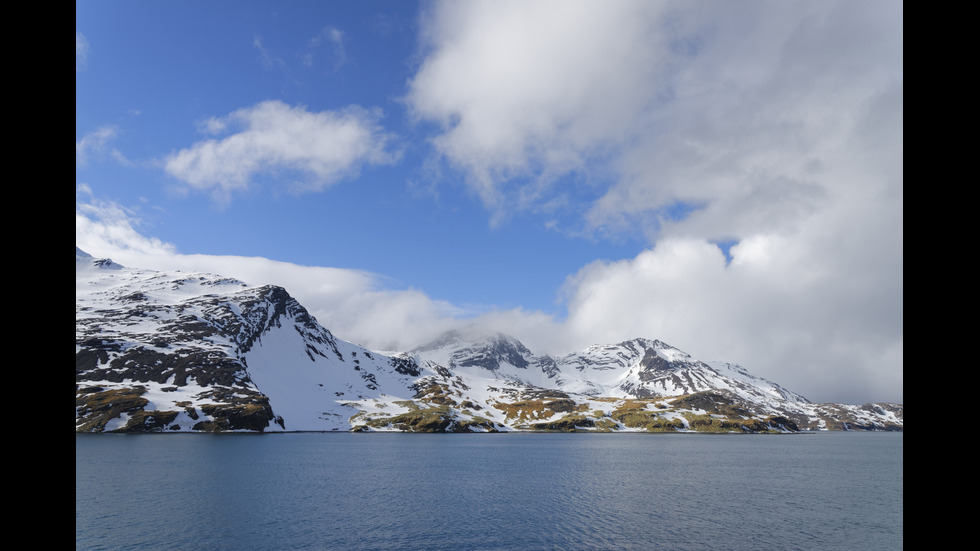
76,248,902,433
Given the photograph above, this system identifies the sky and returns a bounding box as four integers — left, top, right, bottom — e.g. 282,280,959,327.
76,0,903,405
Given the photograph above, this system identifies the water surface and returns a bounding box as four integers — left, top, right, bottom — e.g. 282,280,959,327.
76,432,902,550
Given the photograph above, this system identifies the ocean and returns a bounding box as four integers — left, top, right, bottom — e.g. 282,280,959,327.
76,431,902,550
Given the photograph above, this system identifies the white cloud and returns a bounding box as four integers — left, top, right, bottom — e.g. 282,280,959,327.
584,1,903,244
75,186,177,257
75,1,902,405
76,126,132,166
75,194,460,353
253,36,286,72
402,0,903,403
163,100,400,203
554,234,902,405
408,0,670,213
304,26,346,71
76,191,901,404
409,0,901,238
76,31,89,72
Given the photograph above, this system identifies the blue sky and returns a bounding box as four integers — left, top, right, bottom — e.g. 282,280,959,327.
77,1,903,404
76,1,642,315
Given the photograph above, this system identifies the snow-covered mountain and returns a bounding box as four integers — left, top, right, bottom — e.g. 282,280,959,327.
75,248,903,433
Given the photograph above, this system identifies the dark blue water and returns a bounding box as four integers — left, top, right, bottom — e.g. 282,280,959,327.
76,432,902,550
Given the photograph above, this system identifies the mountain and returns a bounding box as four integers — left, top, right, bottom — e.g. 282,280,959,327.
75,248,903,433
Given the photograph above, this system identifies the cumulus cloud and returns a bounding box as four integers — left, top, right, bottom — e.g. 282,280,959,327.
76,1,902,404
555,234,902,405
408,0,670,212
404,0,903,403
585,1,902,243
76,191,901,404
409,0,901,236
163,101,400,203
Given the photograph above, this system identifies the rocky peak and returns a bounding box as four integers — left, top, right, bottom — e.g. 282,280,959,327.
450,333,533,371
76,248,901,433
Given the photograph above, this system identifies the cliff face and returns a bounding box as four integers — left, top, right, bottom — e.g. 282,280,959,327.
75,248,423,432
75,266,295,432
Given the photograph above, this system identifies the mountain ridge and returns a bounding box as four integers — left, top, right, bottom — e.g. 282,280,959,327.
75,248,902,433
